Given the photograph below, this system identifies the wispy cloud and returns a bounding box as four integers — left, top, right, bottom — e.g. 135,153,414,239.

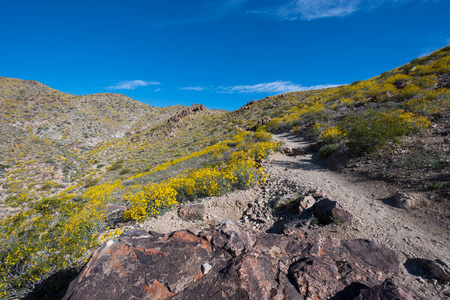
180,86,208,91
269,0,359,21
220,81,340,94
180,81,341,94
248,0,430,21
106,80,160,90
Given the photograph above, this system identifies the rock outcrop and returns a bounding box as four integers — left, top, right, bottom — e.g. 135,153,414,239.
168,104,206,123
437,72,450,89
64,223,423,300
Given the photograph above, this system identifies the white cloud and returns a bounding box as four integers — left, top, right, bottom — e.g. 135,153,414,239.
180,86,208,91
179,81,340,94
106,80,160,90
276,0,359,21
219,81,340,94
248,0,431,21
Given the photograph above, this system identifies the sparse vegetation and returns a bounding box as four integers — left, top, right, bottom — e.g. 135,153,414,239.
0,46,449,298
319,144,338,158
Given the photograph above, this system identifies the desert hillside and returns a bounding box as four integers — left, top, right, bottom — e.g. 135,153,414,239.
0,46,449,299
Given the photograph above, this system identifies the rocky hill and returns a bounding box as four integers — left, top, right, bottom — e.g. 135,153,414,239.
0,46,449,299
0,77,185,148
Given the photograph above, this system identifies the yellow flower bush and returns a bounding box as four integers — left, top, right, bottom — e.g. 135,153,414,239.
124,137,279,221
0,181,124,298
320,126,347,144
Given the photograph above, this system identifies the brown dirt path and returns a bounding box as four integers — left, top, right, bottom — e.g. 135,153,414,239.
270,133,450,299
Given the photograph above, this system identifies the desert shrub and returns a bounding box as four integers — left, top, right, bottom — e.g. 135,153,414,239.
367,83,396,102
119,168,131,175
413,74,438,88
340,109,431,155
108,160,123,171
319,126,347,144
404,90,450,118
319,145,337,158
394,84,421,101
83,177,98,188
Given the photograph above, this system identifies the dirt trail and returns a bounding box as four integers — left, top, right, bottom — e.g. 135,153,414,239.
270,133,450,298
272,133,449,259
138,133,449,298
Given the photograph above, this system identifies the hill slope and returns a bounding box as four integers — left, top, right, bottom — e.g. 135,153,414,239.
0,46,449,299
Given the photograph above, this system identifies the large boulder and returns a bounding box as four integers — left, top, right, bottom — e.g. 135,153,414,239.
64,223,422,300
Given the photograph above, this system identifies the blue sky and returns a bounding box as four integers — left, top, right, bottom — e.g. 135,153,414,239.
1,0,449,111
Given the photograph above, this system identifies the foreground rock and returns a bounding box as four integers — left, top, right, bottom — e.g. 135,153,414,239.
414,258,450,282
64,222,423,300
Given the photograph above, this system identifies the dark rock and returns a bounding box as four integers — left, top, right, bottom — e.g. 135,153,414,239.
312,198,353,225
64,223,420,300
393,80,407,89
168,103,206,123
354,278,424,300
343,240,400,276
437,72,450,89
257,116,271,126
307,189,327,200
177,203,205,221
414,258,450,282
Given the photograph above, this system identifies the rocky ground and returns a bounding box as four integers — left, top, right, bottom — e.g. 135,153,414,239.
67,133,450,299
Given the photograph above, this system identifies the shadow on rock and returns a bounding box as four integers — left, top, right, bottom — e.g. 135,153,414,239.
23,268,81,300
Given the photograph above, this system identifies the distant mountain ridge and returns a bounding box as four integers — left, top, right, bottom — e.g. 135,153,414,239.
0,77,187,148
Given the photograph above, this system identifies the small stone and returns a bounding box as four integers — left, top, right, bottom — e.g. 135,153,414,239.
393,192,416,209
201,263,212,275
299,195,315,211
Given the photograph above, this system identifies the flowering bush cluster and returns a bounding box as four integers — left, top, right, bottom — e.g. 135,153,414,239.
0,181,123,298
319,126,347,144
124,137,279,220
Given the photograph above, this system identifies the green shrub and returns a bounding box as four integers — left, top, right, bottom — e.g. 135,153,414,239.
319,144,337,158
109,161,123,171
340,110,431,155
83,177,98,188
